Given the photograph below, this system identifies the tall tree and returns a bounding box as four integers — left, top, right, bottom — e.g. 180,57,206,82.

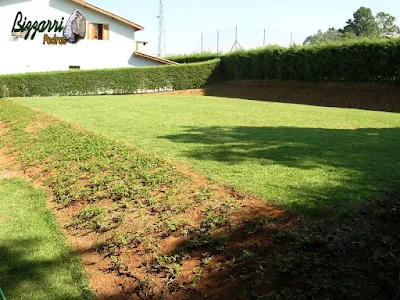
376,12,400,36
303,7,399,45
341,7,379,37
303,28,342,45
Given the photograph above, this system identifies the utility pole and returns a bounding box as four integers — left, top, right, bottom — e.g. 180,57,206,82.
157,0,166,57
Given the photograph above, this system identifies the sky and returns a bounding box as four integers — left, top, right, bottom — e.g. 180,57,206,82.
91,0,400,56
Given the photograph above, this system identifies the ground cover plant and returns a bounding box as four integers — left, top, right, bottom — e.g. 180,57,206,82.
1,99,399,299
16,94,400,217
0,178,93,300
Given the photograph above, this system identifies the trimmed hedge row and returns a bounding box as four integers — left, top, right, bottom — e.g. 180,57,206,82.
168,39,400,82
0,59,221,98
1,39,399,99
222,39,400,82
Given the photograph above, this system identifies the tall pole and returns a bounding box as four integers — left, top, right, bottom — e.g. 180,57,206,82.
157,0,166,57
230,25,243,52
201,33,203,53
290,32,293,46
263,29,266,47
217,30,219,54
235,26,238,45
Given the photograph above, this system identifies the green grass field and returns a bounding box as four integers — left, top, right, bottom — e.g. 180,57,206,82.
0,178,92,300
16,95,400,216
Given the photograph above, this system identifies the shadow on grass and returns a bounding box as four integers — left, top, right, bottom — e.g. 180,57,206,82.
167,190,400,300
72,189,400,300
0,238,91,300
160,126,400,216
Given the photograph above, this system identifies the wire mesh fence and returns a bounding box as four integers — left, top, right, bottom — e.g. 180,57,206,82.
192,26,310,53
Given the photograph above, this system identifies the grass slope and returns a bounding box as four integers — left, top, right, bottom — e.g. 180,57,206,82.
16,95,400,216
0,178,92,300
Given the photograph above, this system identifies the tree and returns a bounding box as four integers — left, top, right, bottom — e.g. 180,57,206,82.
341,7,379,37
303,6,400,45
376,12,400,36
304,30,323,45
303,28,342,45
341,31,358,41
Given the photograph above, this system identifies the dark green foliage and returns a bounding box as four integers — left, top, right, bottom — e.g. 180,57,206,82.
343,7,380,38
166,39,400,83
222,38,400,82
165,52,221,64
0,59,221,98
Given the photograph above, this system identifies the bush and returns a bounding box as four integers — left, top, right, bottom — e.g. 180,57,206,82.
221,38,400,82
0,59,221,98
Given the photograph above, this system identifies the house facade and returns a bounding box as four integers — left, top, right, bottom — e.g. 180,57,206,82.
0,0,176,75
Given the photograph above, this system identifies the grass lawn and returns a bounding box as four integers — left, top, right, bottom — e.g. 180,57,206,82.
0,178,92,300
1,99,399,299
16,95,400,216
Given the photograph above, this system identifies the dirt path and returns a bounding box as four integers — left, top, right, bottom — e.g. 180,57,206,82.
0,123,23,179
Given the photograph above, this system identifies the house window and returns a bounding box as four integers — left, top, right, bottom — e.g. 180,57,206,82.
69,66,80,70
88,23,109,40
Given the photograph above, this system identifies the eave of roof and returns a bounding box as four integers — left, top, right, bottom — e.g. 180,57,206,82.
134,51,179,65
70,0,144,31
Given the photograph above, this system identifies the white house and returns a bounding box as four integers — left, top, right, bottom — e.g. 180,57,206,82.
0,0,176,74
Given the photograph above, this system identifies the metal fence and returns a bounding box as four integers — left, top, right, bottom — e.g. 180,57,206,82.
194,26,310,53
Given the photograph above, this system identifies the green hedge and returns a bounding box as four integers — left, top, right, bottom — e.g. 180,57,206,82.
166,52,221,64
1,39,399,99
168,39,400,83
222,39,400,82
0,59,221,98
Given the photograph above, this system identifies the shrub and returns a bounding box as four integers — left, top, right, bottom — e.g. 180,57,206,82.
0,59,221,98
221,38,400,82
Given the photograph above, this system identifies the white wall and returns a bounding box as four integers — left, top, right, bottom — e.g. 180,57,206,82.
0,0,163,74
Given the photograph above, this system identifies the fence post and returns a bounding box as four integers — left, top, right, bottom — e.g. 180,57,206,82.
263,29,266,47
201,33,203,53
217,30,219,54
235,26,238,44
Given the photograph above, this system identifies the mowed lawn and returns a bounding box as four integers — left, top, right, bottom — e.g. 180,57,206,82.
0,178,92,299
16,95,400,216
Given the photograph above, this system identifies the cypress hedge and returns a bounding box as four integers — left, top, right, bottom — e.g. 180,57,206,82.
1,39,399,99
0,59,221,98
166,39,400,83
222,39,400,82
